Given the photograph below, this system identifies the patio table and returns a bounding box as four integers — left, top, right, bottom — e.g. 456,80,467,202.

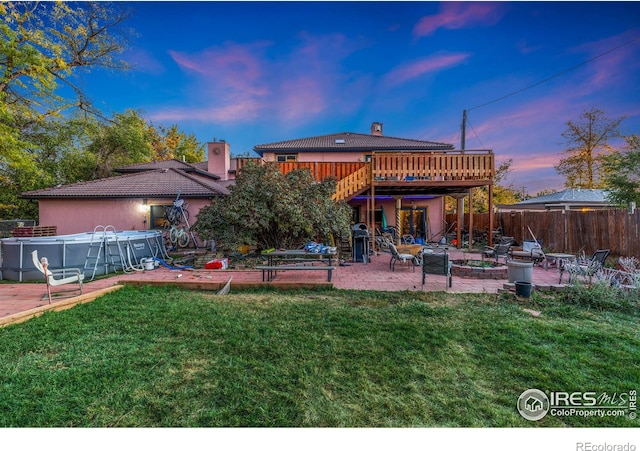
544,252,576,283
544,253,576,270
396,244,427,256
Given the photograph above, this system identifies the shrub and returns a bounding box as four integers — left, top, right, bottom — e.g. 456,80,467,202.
192,161,353,251
562,278,639,314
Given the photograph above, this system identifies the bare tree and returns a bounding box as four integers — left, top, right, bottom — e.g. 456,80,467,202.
555,107,625,188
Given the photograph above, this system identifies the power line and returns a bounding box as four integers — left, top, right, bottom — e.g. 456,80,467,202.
466,118,485,149
467,35,640,112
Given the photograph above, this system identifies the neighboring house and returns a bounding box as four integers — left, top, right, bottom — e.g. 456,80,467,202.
21,141,233,235
22,122,496,246
251,122,495,245
497,189,615,212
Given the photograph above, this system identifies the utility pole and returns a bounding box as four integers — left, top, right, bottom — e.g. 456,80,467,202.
461,109,467,151
456,110,468,248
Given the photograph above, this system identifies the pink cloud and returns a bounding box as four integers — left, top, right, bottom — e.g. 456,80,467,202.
149,100,262,123
413,2,505,37
169,42,270,95
384,53,471,86
279,77,327,122
149,33,369,127
568,30,640,90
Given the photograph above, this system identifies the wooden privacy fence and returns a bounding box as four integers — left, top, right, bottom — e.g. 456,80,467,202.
447,209,640,258
500,209,640,258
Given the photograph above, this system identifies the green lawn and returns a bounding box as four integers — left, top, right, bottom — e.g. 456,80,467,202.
0,286,638,427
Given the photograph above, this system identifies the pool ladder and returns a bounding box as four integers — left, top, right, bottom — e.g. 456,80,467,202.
83,225,128,281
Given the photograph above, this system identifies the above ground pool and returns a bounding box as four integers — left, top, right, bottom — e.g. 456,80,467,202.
0,226,167,281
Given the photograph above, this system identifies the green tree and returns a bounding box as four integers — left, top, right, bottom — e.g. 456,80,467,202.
87,109,154,179
554,107,625,189
150,124,205,163
601,134,640,207
445,158,524,213
193,162,353,251
0,1,133,218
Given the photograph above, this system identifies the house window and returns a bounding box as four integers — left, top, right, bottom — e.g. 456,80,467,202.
276,154,297,162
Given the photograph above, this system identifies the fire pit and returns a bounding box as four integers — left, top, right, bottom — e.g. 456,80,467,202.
451,259,508,279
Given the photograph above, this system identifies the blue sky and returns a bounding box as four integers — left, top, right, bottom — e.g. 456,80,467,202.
82,1,640,194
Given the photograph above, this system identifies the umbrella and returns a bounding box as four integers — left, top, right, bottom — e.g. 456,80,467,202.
380,205,387,229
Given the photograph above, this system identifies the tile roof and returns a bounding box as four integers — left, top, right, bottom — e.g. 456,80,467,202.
253,132,454,156
115,159,219,179
21,168,229,199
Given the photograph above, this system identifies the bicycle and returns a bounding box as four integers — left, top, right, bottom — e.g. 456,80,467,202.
164,197,189,226
169,224,190,248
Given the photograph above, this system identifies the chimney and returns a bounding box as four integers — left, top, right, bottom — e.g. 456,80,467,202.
207,140,231,180
371,122,383,136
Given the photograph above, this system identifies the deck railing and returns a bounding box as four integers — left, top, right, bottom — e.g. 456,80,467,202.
277,162,367,182
370,152,494,181
235,151,494,200
332,165,371,201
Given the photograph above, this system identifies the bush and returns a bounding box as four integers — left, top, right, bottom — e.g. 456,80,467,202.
562,279,639,314
192,161,353,251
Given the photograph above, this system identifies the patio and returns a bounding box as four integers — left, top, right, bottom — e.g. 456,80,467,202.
0,249,567,327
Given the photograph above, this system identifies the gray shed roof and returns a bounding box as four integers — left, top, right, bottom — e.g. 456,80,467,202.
503,189,614,210
517,189,610,204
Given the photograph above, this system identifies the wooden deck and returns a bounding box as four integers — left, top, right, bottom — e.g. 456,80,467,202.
237,151,495,201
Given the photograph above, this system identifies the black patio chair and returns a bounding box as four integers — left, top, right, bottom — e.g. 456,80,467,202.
482,239,513,263
421,249,452,290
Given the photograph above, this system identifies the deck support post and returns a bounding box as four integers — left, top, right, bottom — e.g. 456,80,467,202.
488,183,494,246
456,196,464,249
468,188,474,252
395,196,402,245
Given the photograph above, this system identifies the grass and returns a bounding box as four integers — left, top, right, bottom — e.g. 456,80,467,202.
0,286,638,427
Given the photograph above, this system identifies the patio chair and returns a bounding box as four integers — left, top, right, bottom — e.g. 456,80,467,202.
388,242,417,272
482,238,514,263
31,250,84,304
508,240,545,265
561,249,610,284
421,249,452,290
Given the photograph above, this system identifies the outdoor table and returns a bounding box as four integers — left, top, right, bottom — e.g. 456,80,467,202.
544,253,576,270
259,249,336,282
396,244,427,256
544,252,577,283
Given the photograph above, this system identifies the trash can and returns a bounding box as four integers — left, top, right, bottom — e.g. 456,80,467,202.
507,259,534,284
515,281,533,298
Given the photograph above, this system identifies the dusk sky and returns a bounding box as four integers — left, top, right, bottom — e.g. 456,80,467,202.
81,1,640,194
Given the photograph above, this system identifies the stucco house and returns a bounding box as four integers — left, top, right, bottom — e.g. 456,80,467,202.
22,122,496,247
21,141,234,235
250,122,495,246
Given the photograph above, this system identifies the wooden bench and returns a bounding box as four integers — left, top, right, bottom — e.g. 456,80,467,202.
256,265,336,282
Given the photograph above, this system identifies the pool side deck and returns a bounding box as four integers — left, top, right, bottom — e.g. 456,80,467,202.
1,249,567,327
